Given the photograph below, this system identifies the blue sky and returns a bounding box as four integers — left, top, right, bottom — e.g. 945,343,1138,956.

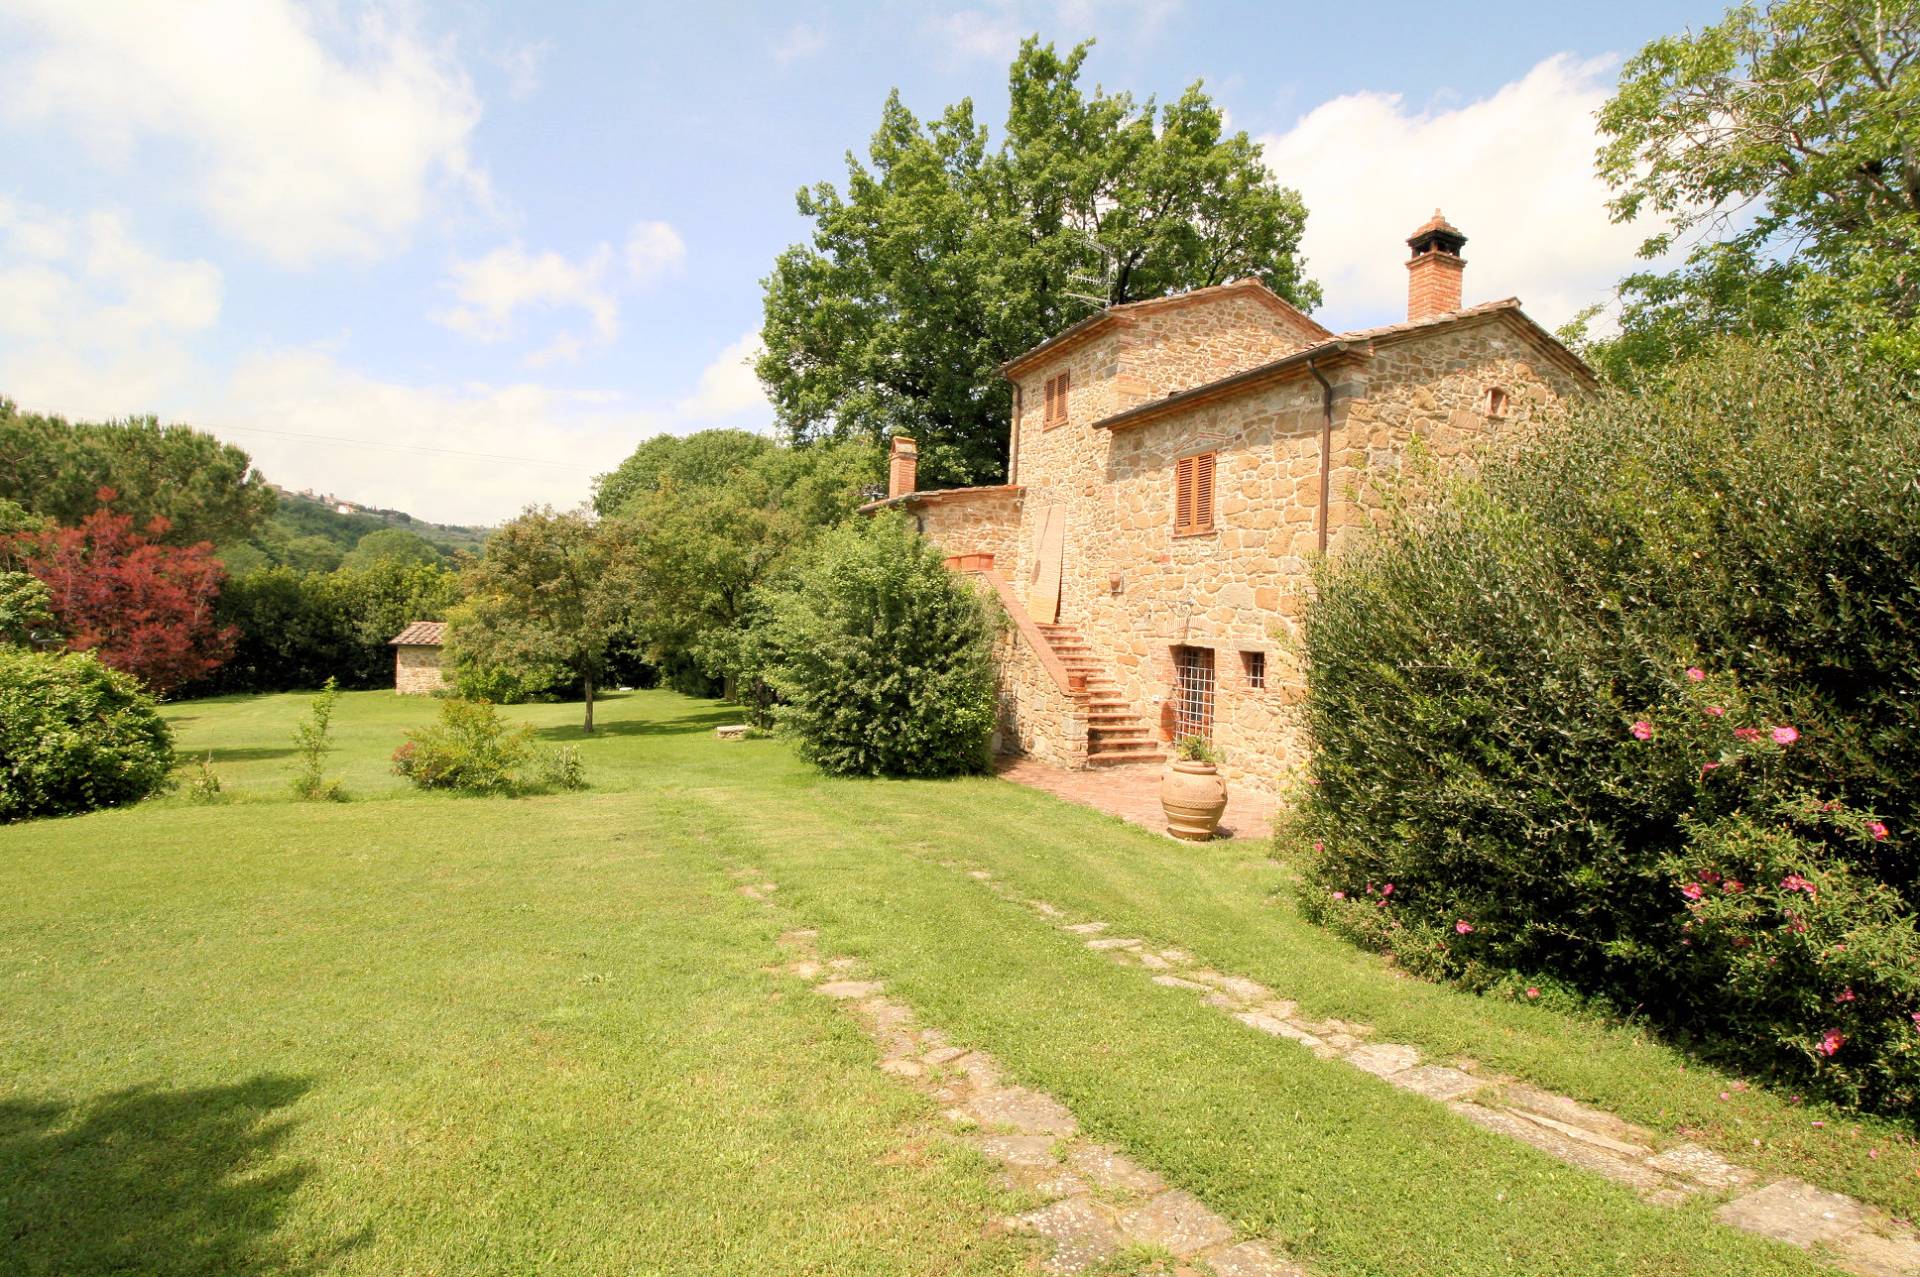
0,0,1721,525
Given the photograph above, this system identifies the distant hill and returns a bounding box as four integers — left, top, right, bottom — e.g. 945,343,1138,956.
219,487,493,575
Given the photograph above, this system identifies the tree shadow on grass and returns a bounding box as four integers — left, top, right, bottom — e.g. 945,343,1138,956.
198,747,298,763
531,703,742,742
0,1074,358,1276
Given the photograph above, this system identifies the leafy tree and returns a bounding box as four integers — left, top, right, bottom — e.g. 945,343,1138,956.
0,571,55,648
12,490,235,694
763,513,997,777
455,508,635,732
759,38,1319,487
0,649,174,822
592,429,775,517
1589,0,1920,378
614,439,882,695
340,527,442,570
0,400,275,545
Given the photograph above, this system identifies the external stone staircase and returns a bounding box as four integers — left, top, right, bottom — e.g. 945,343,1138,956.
1035,622,1165,767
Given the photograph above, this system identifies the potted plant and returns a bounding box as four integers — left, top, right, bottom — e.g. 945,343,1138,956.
1162,735,1228,841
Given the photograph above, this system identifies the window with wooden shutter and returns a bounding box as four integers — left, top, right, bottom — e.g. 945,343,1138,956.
1042,370,1071,428
1173,451,1215,535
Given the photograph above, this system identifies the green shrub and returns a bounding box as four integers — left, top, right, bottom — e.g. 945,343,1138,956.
0,649,173,821
763,513,996,778
289,678,346,801
1294,334,1920,1110
185,754,224,804
392,699,586,796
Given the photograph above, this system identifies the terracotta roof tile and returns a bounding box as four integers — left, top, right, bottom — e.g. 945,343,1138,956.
390,620,447,647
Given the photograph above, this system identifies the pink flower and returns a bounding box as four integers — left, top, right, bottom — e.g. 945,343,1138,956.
1724,879,1745,893
1811,1120,1827,1128
1782,873,1817,897
1718,1091,1730,1101
1680,882,1704,901
1771,725,1799,746
1910,1011,1920,1029
1705,705,1726,717
1381,882,1393,896
1687,667,1707,682
1866,820,1889,841
1631,720,1654,740
1331,890,1346,900
1836,987,1856,1003
1817,1029,1845,1057
1455,919,1474,934
1700,761,1721,775
1526,986,1540,999
1313,841,1325,853
1733,726,1761,741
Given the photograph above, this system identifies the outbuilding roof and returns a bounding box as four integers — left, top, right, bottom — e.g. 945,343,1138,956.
389,620,447,647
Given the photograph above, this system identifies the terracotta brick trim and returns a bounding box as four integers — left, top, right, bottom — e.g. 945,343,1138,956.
857,483,1022,515
971,569,1084,700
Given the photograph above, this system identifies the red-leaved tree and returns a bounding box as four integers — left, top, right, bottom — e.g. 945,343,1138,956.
13,487,235,694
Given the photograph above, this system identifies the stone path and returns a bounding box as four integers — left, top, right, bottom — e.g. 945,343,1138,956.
731,866,1308,1275
944,863,1920,1277
996,757,1280,842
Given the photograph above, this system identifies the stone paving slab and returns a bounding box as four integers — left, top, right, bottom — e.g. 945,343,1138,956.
1449,1102,1682,1200
1387,1065,1487,1102
967,1085,1081,1136
1345,1043,1421,1077
1120,1189,1238,1257
1644,1142,1754,1190
816,979,883,1000
1067,1142,1168,1198
996,756,1279,841
1496,1083,1656,1153
1830,1229,1920,1277
1009,1197,1124,1274
1716,1179,1868,1247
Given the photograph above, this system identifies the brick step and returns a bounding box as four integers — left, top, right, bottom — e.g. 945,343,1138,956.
1089,748,1166,767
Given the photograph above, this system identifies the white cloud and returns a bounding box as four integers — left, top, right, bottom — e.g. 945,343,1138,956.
435,242,619,347
206,350,659,523
674,330,771,423
932,8,1027,63
434,221,685,364
773,22,827,65
625,220,687,284
1258,54,1667,332
0,0,486,267
0,199,221,413
491,39,551,100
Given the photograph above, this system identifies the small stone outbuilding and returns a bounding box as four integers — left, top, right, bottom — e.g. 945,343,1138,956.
389,620,447,695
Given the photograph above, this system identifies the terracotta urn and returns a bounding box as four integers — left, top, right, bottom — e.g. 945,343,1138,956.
1162,759,1228,841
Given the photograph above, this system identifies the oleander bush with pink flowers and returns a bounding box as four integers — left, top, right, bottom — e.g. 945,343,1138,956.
1293,335,1920,1111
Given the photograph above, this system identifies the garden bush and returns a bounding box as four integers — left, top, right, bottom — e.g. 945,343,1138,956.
392,699,586,796
1292,334,1920,1110
0,648,173,821
763,513,996,777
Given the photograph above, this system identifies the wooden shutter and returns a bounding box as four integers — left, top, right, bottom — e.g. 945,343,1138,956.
1055,369,1070,424
1043,376,1056,426
1174,452,1215,534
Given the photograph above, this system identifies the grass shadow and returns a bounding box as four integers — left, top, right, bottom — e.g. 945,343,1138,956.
531,703,742,742
0,1074,359,1276
196,747,299,764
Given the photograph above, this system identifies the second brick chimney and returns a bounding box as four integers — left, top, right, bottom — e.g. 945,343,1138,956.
887,435,919,500
1405,209,1467,320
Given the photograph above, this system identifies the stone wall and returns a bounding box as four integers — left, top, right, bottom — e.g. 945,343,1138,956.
394,645,445,695
908,487,1023,573
1115,292,1319,407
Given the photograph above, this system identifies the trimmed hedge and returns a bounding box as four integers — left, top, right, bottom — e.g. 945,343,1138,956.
0,649,174,821
1292,335,1920,1111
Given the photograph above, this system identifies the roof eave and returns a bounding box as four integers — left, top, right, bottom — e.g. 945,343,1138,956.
1091,340,1366,432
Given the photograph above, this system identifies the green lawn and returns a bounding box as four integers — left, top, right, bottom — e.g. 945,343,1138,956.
2,689,1911,1275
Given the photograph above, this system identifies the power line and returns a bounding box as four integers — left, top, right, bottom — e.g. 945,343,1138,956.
211,421,608,472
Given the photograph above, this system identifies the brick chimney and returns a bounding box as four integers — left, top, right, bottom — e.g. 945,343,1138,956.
1405,209,1467,320
887,436,918,499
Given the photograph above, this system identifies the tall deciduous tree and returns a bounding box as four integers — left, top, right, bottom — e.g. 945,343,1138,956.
1588,0,1920,378
0,401,275,546
758,38,1319,487
13,490,235,694
455,508,634,732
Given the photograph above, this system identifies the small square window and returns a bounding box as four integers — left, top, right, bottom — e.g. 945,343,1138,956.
1242,650,1266,689
1486,386,1510,417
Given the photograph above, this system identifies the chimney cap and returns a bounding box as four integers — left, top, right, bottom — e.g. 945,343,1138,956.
1407,208,1466,257
889,435,917,455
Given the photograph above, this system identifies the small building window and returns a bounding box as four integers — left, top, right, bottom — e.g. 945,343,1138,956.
1174,451,1216,535
1043,370,1072,428
1486,385,1510,417
1242,650,1266,689
1172,646,1215,740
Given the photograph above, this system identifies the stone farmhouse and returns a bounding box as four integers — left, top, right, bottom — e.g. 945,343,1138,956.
864,213,1596,792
